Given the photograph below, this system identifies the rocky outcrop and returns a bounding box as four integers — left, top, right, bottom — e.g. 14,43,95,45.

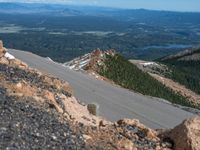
65,49,115,82
160,116,200,150
65,49,115,72
117,119,159,141
0,40,28,69
84,118,173,150
85,49,115,72
0,40,6,58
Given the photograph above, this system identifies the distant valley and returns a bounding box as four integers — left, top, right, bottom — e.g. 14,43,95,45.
1,2,200,62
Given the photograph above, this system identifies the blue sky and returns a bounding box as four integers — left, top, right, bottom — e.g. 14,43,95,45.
1,0,200,12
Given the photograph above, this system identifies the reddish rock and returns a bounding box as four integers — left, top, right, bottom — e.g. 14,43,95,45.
43,90,63,113
165,116,200,150
0,40,3,50
117,119,147,130
0,57,9,64
99,120,106,128
119,139,136,150
53,79,73,95
0,40,6,57
92,49,102,57
42,76,73,96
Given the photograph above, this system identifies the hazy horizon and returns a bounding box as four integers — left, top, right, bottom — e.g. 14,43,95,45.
0,0,200,12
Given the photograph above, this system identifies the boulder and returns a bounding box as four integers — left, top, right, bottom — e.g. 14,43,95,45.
165,116,200,150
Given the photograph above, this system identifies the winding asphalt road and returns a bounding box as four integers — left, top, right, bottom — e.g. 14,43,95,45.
8,49,195,129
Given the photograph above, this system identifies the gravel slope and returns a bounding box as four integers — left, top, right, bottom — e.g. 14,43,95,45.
0,88,86,150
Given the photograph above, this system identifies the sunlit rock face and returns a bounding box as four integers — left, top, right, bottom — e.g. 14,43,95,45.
0,40,6,57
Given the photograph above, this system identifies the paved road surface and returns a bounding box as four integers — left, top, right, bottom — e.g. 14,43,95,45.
8,49,195,129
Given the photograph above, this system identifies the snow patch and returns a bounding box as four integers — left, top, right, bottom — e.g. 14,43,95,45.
64,53,91,70
140,62,158,67
4,52,15,60
46,57,53,62
68,64,76,69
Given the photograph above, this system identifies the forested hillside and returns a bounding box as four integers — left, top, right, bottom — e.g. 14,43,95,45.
167,61,200,94
161,47,200,95
99,54,194,108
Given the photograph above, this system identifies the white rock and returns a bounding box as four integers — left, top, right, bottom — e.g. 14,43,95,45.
4,52,15,60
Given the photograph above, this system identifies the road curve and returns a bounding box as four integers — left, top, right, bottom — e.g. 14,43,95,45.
8,49,195,129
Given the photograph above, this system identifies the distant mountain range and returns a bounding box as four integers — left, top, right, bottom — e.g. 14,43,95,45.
1,2,200,24
0,2,82,15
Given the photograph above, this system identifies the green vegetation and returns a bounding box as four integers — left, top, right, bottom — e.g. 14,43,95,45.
164,61,200,95
99,54,194,108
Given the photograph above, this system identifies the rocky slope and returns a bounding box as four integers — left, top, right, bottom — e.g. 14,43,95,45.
64,49,115,81
161,46,200,61
1,41,200,150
